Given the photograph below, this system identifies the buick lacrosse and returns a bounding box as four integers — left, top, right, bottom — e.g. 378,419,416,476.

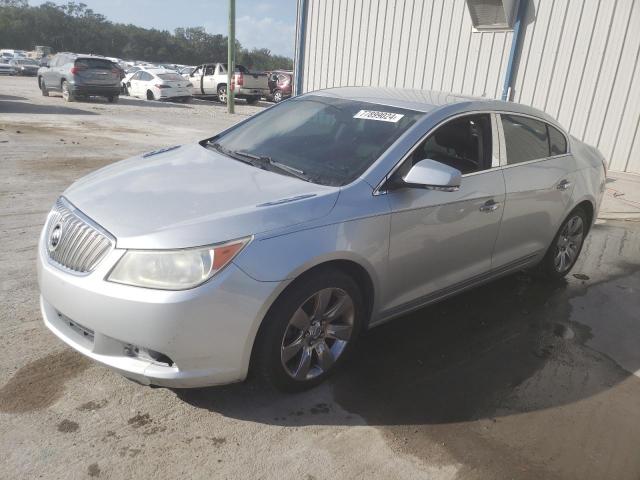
38,88,606,391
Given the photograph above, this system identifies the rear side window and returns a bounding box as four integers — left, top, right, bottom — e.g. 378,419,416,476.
75,58,114,70
548,125,567,155
501,114,549,164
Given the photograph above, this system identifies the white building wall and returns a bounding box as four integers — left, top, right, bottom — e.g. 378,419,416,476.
300,0,640,174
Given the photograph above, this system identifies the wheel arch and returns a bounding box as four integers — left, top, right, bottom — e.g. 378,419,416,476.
245,257,376,380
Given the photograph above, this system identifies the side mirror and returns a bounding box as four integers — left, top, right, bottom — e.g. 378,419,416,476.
402,159,461,192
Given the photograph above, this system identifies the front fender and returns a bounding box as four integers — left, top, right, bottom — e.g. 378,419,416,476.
233,215,391,320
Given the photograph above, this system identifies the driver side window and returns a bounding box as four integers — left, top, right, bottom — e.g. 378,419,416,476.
399,114,493,178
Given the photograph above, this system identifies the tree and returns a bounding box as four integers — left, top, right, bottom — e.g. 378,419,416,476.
0,0,293,70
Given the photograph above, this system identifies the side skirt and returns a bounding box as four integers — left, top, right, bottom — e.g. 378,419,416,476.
370,252,541,328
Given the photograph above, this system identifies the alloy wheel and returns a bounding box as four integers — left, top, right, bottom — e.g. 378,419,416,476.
218,86,227,103
280,287,354,381
62,82,70,101
554,215,584,273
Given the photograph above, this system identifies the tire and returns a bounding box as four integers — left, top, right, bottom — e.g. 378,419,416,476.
181,96,192,103
536,207,588,279
245,95,259,105
217,84,227,104
146,90,155,101
107,95,119,103
122,85,129,96
61,80,74,102
39,77,49,96
252,268,364,392
273,89,283,103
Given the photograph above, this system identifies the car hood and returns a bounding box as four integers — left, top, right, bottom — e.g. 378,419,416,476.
63,143,339,249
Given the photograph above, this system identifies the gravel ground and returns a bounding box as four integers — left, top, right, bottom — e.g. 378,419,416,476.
1,75,640,480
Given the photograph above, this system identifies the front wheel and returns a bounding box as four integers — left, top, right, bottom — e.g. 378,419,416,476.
537,207,588,278
39,77,49,96
273,89,283,103
252,268,364,392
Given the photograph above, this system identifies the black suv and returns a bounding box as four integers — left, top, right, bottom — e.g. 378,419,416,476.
38,53,121,102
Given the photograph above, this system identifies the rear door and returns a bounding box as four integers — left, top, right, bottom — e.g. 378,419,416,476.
128,71,143,97
383,113,506,314
492,113,575,269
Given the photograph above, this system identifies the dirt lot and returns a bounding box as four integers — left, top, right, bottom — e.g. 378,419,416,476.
1,75,640,480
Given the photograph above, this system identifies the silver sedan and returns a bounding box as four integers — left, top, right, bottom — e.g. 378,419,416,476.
38,88,606,391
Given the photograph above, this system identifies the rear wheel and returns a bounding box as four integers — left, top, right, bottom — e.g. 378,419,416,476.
537,207,588,278
107,95,119,103
217,84,227,103
252,268,364,392
146,90,155,101
39,77,49,96
245,95,259,105
61,80,74,102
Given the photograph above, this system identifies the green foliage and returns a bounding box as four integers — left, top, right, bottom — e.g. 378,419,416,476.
0,1,293,70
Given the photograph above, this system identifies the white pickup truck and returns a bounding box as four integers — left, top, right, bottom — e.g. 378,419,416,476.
187,63,269,104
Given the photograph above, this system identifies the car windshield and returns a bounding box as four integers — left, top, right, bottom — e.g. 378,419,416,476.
212,95,422,186
157,73,183,81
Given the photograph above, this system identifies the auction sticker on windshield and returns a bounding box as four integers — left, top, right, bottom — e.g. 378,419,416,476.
353,110,404,123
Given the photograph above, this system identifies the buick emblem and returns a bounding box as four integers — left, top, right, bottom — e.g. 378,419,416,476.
49,224,62,252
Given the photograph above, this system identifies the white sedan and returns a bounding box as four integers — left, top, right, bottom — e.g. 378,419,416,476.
124,68,193,102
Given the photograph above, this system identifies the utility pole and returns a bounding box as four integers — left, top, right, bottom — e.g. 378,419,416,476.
227,0,235,114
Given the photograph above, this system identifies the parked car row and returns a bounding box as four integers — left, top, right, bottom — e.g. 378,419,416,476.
25,50,293,105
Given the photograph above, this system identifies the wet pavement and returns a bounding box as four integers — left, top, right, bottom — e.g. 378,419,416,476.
2,75,640,479
179,220,640,480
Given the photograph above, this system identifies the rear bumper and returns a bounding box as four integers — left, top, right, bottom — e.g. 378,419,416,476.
71,84,120,96
237,87,269,97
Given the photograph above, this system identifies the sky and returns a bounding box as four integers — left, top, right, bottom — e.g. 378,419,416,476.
30,0,298,58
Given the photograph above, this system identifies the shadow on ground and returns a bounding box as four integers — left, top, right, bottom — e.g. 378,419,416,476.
0,99,98,115
0,94,28,101
177,223,640,427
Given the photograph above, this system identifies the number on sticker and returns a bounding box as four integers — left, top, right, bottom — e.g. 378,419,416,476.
353,110,404,123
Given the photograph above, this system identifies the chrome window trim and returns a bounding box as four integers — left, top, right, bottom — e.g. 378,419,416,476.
373,110,501,195
496,111,572,167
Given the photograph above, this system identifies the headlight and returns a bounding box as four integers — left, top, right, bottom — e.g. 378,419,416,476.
107,237,251,290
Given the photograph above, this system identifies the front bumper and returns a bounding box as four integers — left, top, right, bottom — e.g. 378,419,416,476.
37,234,284,387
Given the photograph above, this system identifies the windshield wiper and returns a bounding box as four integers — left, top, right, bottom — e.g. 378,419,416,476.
206,141,255,166
234,150,311,182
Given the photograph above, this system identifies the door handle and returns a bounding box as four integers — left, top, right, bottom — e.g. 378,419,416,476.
557,179,572,190
480,199,501,212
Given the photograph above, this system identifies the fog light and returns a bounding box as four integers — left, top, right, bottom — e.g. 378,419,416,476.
124,344,174,366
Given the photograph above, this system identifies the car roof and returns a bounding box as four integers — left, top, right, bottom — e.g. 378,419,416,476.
310,86,561,127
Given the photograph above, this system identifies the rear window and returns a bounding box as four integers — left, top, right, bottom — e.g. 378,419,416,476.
157,73,183,81
501,114,549,165
75,58,114,70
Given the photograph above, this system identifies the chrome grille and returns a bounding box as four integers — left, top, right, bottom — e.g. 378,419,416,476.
45,198,113,274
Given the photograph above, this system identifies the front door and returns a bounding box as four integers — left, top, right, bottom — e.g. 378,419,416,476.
383,114,505,315
202,65,217,94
